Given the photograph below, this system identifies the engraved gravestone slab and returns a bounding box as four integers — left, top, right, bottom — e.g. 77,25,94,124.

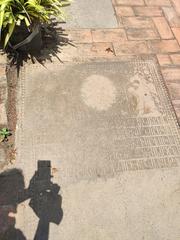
18,61,180,184
61,0,118,28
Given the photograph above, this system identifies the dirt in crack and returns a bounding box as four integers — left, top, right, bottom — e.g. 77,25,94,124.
2,65,18,165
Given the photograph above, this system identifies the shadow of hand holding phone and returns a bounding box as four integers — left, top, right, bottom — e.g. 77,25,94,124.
0,160,63,240
28,161,63,240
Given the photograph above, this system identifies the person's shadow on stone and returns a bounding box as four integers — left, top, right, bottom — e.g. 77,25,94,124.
0,168,26,240
0,160,63,240
28,161,63,240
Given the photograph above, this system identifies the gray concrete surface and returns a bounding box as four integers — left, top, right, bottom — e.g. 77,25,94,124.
62,0,118,28
10,60,180,240
15,168,180,240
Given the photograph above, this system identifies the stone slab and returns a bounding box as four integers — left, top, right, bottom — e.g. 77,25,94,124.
62,0,118,28
10,60,180,240
16,60,180,184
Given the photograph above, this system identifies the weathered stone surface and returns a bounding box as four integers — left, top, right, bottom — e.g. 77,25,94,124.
16,60,180,183
11,59,180,240
162,67,180,81
62,0,118,28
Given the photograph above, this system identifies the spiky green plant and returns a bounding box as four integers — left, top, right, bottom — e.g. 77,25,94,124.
0,127,11,141
0,0,70,48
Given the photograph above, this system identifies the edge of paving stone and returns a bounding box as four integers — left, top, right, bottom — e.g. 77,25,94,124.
0,51,8,169
0,52,7,125
0,51,18,170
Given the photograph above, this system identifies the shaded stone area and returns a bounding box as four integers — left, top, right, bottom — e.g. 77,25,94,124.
17,60,180,185
62,0,118,28
0,161,63,240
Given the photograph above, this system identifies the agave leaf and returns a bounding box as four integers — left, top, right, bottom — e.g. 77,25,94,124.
8,17,13,24
0,9,5,31
0,0,14,31
4,20,15,47
17,1,32,24
0,0,71,47
17,14,25,20
24,16,30,26
16,18,21,25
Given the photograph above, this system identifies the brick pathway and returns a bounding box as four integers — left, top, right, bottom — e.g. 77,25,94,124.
64,0,180,121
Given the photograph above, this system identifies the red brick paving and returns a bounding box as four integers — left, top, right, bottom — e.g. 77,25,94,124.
145,0,171,6
157,54,172,65
170,54,180,64
152,17,173,39
133,7,163,16
66,0,180,120
91,29,127,42
114,6,134,16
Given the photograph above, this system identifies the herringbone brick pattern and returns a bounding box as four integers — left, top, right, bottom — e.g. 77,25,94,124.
66,0,180,120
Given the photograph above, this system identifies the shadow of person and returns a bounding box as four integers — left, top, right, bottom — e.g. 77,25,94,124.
0,160,63,240
28,161,63,240
0,168,26,240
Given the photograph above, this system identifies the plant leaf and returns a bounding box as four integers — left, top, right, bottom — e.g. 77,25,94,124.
4,20,15,47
